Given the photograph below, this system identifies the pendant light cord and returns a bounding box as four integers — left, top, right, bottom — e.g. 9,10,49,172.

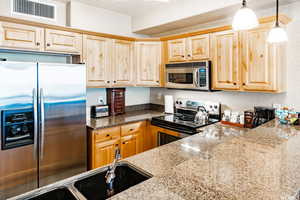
276,0,279,26
242,0,246,7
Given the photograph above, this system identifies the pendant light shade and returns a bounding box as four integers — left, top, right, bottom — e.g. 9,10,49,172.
232,0,259,31
267,0,288,43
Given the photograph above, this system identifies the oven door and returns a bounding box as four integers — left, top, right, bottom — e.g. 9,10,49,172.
166,67,198,89
158,131,190,146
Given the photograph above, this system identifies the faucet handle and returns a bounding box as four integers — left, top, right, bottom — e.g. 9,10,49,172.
115,148,121,160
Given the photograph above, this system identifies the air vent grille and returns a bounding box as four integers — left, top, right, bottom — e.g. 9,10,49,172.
12,0,55,19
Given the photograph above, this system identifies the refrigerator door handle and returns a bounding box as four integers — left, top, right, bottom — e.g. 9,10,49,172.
40,88,45,160
33,88,38,160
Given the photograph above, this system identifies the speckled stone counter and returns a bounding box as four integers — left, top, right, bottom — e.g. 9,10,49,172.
86,110,164,130
109,120,300,200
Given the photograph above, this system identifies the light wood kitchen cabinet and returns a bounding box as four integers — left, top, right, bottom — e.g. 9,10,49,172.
45,29,82,54
167,34,210,63
212,30,240,90
187,34,210,60
112,40,134,86
212,24,286,93
241,24,286,92
135,42,162,87
83,35,112,88
0,22,44,51
168,38,186,62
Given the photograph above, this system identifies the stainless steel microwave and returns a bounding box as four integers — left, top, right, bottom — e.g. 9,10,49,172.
165,61,211,91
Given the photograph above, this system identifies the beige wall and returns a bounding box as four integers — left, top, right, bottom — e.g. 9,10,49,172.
150,1,300,112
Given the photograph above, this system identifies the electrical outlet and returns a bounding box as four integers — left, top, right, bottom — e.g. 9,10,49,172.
97,97,104,105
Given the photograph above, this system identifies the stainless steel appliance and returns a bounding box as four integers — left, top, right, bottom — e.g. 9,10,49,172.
152,99,221,146
90,105,109,118
0,61,87,199
165,61,211,91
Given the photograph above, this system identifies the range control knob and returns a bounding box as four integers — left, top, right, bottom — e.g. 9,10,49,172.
179,101,182,105
176,101,179,104
214,105,218,109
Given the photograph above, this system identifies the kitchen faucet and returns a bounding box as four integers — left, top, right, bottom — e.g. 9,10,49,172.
105,148,121,197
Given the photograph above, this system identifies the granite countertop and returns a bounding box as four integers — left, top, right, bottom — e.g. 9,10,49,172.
86,110,164,129
109,120,300,200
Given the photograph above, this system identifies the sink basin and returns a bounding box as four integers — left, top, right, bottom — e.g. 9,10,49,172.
28,188,77,200
74,163,152,200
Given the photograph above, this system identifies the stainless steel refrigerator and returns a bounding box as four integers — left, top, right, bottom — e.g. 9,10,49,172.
0,61,87,199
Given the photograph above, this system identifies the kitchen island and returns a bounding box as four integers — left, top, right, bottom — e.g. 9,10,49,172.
9,120,300,200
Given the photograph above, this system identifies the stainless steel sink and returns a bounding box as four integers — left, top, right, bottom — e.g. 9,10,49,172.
12,162,152,200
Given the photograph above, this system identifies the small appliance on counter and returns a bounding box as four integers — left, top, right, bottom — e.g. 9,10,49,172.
221,110,245,128
152,98,221,146
106,88,126,116
90,105,109,118
244,106,276,128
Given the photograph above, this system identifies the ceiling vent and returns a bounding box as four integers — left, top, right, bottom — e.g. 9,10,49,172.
12,0,56,20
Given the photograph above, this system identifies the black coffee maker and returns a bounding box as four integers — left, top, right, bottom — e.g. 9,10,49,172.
253,106,276,127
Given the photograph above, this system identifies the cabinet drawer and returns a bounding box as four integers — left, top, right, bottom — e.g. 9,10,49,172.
94,127,120,143
121,121,145,136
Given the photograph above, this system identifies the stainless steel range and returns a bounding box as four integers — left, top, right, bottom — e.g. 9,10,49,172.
151,98,221,146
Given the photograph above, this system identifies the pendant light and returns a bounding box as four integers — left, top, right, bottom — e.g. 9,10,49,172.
267,0,288,43
232,0,259,31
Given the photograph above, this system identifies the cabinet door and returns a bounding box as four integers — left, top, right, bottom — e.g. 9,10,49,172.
45,29,82,54
241,25,280,92
187,34,210,60
212,30,240,90
168,38,186,62
94,139,119,169
0,22,44,51
112,40,134,86
120,134,138,159
135,42,161,86
83,35,112,87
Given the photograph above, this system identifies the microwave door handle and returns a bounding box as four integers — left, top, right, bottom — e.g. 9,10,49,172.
194,69,199,87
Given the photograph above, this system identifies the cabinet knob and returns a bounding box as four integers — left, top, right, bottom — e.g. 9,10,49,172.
130,128,134,131
242,83,246,86
181,55,185,58
36,42,40,46
106,134,110,137
233,83,237,85
156,81,159,83
46,43,50,47
123,142,126,144
114,81,116,83
187,54,191,57
107,81,110,83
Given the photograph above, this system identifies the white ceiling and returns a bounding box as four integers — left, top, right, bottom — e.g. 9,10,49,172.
62,0,199,17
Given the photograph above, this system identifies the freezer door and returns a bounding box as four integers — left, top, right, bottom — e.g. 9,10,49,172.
38,63,86,187
0,62,38,200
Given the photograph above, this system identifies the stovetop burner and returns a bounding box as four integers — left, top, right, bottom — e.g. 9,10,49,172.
174,113,195,122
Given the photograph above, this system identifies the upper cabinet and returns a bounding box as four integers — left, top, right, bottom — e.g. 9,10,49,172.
168,38,186,62
0,22,44,51
187,34,210,61
241,24,285,92
83,35,112,88
45,29,82,54
112,40,134,86
167,34,210,63
135,42,162,87
212,30,240,90
212,24,286,93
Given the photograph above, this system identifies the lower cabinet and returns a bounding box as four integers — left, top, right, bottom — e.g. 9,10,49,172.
94,139,120,169
88,121,146,169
